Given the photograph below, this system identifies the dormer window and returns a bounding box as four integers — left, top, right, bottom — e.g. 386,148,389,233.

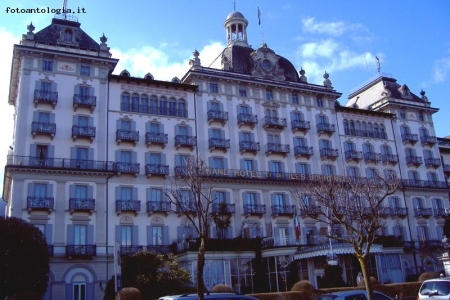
63,29,73,42
80,65,90,77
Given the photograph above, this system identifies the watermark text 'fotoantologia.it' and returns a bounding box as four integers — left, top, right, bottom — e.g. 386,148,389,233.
5,7,86,14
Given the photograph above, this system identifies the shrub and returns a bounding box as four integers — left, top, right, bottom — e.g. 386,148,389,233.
291,280,316,300
211,284,233,292
357,277,379,287
116,287,142,300
13,291,42,300
418,271,438,282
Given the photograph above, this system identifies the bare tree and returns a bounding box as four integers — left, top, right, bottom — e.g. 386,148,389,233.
165,156,216,300
292,173,398,300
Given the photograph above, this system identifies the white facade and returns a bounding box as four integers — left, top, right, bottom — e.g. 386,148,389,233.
3,11,450,300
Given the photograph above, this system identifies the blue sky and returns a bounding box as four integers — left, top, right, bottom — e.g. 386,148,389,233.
0,0,449,196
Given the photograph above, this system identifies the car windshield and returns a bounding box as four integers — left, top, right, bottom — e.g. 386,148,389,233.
420,281,450,295
313,295,338,300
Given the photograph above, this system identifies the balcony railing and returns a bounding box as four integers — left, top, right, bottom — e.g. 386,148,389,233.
73,94,96,110
175,135,197,149
414,208,433,218
434,208,447,218
66,245,96,258
317,123,335,135
145,164,169,177
116,130,139,144
239,141,260,153
72,125,96,140
438,138,450,147
425,158,441,168
176,202,197,213
299,205,322,217
115,200,141,212
345,150,362,162
421,135,437,146
379,207,408,218
31,122,56,137
208,138,230,151
271,205,295,216
147,245,171,254
265,143,290,155
344,128,387,139
237,113,258,127
243,204,266,215
145,132,168,146
291,120,310,132
320,148,339,160
212,203,235,214
69,198,95,211
6,155,115,172
406,155,422,166
263,116,287,129
115,162,140,175
174,166,188,176
364,152,382,164
401,179,448,189
382,154,398,165
294,146,314,158
401,133,418,144
443,164,450,172
146,201,171,213
207,110,228,124
120,245,143,255
27,196,54,211
262,236,300,248
34,90,58,106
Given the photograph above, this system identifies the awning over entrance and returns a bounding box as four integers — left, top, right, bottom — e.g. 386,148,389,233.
293,243,383,260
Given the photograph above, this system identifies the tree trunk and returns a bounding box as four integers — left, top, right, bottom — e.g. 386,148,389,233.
358,256,374,300
197,234,206,300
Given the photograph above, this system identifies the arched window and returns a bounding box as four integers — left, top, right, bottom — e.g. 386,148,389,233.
361,122,367,136
343,120,349,134
355,121,361,135
367,122,373,137
169,98,177,116
374,124,379,138
140,94,148,114
150,96,158,114
349,120,355,134
131,93,139,112
178,99,186,117
379,124,386,138
121,92,130,111
63,29,73,42
265,109,270,117
271,109,277,117
159,97,167,115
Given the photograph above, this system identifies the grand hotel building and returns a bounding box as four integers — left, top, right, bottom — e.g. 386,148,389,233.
3,10,450,300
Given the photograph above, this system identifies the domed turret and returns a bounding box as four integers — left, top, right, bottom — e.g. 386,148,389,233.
224,11,249,47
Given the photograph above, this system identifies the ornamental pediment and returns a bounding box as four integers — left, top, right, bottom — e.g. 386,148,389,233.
250,44,285,81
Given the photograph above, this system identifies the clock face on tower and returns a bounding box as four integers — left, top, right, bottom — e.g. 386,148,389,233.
261,59,272,72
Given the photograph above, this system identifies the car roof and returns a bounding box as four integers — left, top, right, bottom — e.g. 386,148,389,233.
159,293,259,300
314,290,392,299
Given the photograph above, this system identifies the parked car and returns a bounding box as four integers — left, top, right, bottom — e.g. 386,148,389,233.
159,293,259,300
313,290,393,300
418,277,450,300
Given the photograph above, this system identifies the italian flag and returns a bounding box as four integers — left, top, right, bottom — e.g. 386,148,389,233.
294,207,300,241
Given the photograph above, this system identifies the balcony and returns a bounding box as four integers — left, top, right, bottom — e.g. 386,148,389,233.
27,197,54,211
317,123,335,135
120,245,144,256
243,204,266,216
174,166,188,176
73,94,96,111
6,155,115,172
116,130,139,145
291,120,310,133
146,201,171,214
212,203,235,214
414,208,433,218
419,240,444,250
147,245,171,254
262,116,287,130
176,201,197,213
421,135,437,146
207,110,228,125
401,133,418,144
69,198,95,212
406,155,422,166
145,164,169,177
265,143,290,156
239,141,260,154
66,245,96,258
364,152,382,164
379,207,408,218
262,236,299,248
320,148,339,160
31,122,56,138
72,125,95,141
271,205,295,217
401,179,448,189
434,208,447,218
425,158,441,169
237,113,258,128
345,150,362,162
175,135,197,150
382,154,398,165
34,90,58,107
208,138,231,152
115,200,141,214
115,162,140,176
438,138,450,147
145,132,168,147
444,164,450,173
294,146,314,158
299,205,322,217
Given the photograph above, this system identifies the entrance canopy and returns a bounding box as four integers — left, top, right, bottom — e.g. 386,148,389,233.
293,243,383,260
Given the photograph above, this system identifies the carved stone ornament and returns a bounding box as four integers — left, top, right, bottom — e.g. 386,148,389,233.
262,101,280,108
250,43,285,80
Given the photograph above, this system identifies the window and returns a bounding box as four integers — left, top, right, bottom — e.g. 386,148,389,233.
75,185,87,199
316,97,323,107
149,153,161,165
34,183,47,200
296,163,309,175
159,97,167,115
150,96,158,114
169,98,177,116
292,111,302,121
265,89,273,100
76,147,88,162
239,86,247,97
131,93,139,112
291,94,299,104
74,225,87,246
366,168,376,179
210,82,218,93
38,112,50,124
63,29,73,41
80,65,90,76
121,92,130,111
344,141,356,152
319,139,332,150
270,161,282,173
211,157,224,169
322,164,335,176
40,81,51,93
417,226,429,241
73,283,86,300
78,116,89,127
294,137,307,147
140,94,149,113
179,126,187,136
347,166,359,179
381,145,392,156
121,225,132,246
418,112,425,122
399,109,406,119
178,99,187,117
408,170,421,182
427,172,438,182
246,192,256,206
151,188,162,201
36,145,48,160
239,105,249,115
120,151,132,164
152,226,163,245
211,128,222,139
273,194,285,206
243,159,254,171
42,60,53,72
267,134,280,144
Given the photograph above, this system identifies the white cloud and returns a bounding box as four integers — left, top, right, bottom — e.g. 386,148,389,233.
302,17,360,36
432,57,450,83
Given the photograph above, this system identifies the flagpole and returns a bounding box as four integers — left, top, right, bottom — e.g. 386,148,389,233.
258,4,264,45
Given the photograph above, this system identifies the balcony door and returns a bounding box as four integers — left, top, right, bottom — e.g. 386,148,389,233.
34,183,47,201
